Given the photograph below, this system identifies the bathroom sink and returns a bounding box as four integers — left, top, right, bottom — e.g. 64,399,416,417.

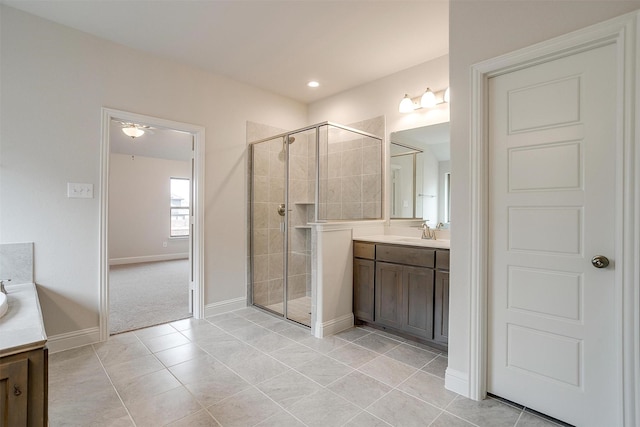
0,292,7,319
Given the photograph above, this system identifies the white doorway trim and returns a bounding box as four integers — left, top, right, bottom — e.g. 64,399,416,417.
468,11,639,425
99,108,206,341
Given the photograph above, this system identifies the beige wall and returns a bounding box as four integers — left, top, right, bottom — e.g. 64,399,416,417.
109,153,191,262
448,0,640,394
0,6,307,337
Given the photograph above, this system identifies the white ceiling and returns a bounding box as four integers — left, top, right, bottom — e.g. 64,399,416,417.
3,0,449,104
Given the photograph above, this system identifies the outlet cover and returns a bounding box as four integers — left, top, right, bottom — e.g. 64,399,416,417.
67,183,94,199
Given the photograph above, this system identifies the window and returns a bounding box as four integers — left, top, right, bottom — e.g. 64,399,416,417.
170,178,190,237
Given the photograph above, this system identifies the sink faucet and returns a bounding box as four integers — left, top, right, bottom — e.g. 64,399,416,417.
421,222,436,240
0,278,10,294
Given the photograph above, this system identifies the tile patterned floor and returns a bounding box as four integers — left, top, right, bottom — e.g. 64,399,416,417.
49,307,564,427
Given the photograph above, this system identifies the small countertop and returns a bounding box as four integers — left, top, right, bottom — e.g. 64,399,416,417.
0,283,47,357
354,234,450,249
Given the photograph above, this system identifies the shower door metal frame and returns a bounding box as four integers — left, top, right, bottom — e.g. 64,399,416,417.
249,121,383,326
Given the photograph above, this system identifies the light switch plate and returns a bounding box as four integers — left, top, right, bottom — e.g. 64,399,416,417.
67,183,93,199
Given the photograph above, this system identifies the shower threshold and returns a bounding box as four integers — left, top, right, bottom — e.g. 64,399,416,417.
264,296,311,327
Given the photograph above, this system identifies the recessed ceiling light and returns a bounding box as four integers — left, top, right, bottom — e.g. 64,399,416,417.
307,81,320,88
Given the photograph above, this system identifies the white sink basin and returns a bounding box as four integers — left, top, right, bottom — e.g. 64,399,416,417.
0,292,7,319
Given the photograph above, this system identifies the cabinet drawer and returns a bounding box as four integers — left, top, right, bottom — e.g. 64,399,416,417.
354,241,375,259
436,250,449,270
376,244,435,268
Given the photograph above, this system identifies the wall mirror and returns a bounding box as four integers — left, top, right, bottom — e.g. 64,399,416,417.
389,122,450,226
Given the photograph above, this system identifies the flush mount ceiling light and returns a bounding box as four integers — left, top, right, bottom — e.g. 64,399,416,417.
122,125,145,139
307,81,320,88
114,120,154,139
399,87,450,113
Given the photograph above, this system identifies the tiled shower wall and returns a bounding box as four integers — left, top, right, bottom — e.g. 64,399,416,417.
318,117,384,221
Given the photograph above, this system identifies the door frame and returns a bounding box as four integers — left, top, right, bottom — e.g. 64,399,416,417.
99,107,206,341
468,11,639,425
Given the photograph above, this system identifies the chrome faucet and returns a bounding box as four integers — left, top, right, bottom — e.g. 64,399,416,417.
0,278,10,294
421,222,436,240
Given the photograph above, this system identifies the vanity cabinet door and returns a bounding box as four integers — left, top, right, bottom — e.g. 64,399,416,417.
0,356,29,426
353,258,375,322
434,270,450,344
375,262,403,329
402,266,434,339
0,347,47,427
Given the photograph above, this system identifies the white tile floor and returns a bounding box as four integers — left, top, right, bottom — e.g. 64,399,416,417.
48,306,565,426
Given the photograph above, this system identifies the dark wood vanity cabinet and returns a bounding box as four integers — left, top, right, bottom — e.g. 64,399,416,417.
353,240,449,348
0,347,48,426
353,264,375,323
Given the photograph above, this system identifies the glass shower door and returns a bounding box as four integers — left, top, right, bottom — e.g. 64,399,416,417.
250,136,286,316
285,129,315,327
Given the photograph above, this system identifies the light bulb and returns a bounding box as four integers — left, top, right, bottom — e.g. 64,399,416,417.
398,94,415,113
420,88,437,108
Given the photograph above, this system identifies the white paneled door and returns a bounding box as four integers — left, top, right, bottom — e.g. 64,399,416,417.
488,42,619,426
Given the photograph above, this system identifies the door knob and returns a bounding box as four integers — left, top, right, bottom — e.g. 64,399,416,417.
591,255,610,269
277,204,286,217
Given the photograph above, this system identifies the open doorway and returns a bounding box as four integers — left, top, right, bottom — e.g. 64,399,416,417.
100,108,205,338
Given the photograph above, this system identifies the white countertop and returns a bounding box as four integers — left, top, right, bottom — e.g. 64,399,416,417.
354,234,450,249
0,283,47,357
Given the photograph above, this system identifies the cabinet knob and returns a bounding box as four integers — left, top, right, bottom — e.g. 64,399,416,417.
13,384,22,396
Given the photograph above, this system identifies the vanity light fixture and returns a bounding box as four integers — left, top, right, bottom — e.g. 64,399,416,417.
420,88,437,108
122,125,145,139
399,87,450,113
399,94,415,113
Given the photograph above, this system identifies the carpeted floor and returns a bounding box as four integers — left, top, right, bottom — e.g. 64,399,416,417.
109,259,191,334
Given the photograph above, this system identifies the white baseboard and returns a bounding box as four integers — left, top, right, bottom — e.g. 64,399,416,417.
204,297,247,318
313,313,354,338
109,253,188,265
445,367,469,397
46,327,101,354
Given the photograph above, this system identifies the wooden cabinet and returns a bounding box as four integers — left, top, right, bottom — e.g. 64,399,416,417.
0,347,48,427
434,270,449,344
434,249,449,345
353,258,375,322
403,265,434,339
353,242,375,322
375,262,403,329
0,357,28,425
353,241,449,349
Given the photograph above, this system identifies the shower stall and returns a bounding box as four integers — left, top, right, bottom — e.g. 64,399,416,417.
249,122,382,327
